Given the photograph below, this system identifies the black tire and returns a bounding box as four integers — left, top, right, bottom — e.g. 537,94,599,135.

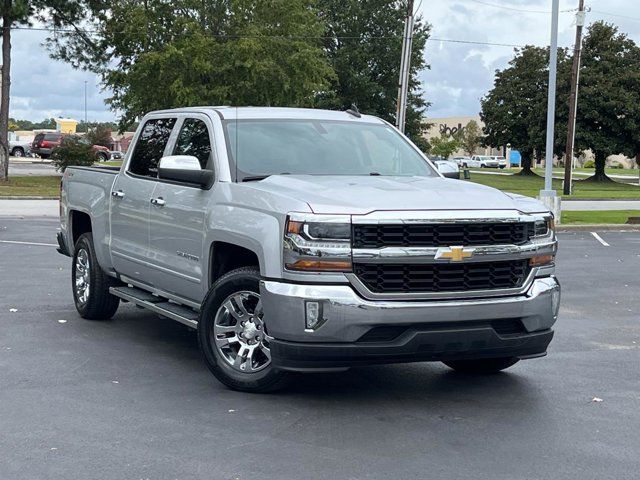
198,267,291,393
40,153,50,159
72,233,120,320
443,357,519,373
462,162,468,168
97,152,109,162
11,147,24,157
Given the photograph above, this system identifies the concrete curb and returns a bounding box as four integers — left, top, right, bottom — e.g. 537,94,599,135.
0,196,59,200
557,224,640,232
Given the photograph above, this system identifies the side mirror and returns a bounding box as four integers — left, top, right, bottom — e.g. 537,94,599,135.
158,155,214,188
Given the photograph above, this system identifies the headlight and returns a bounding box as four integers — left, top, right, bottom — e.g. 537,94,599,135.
284,214,351,272
533,215,555,237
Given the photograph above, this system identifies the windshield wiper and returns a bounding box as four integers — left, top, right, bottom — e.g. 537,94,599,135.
242,175,271,182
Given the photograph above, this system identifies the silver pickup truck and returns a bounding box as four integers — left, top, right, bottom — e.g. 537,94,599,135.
57,107,560,392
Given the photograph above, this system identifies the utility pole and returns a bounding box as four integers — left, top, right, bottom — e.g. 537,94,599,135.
84,80,88,128
395,0,415,133
563,0,586,195
539,0,561,221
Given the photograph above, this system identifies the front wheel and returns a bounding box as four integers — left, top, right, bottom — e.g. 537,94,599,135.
96,152,109,162
72,233,120,320
443,357,519,373
198,267,291,392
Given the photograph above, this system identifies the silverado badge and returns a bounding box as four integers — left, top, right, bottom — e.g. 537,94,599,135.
435,246,475,262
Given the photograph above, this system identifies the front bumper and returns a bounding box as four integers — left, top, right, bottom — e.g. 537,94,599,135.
260,276,560,372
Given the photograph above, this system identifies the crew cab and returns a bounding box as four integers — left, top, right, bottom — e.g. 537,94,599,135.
469,155,500,168
57,107,560,392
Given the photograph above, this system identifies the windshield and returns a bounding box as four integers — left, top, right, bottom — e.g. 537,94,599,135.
223,119,437,180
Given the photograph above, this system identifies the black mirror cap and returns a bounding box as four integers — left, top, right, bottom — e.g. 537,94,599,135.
158,168,214,189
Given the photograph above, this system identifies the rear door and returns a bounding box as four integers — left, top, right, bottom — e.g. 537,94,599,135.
147,115,214,302
110,117,176,284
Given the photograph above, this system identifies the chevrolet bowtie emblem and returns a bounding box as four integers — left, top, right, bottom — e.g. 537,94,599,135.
435,246,475,262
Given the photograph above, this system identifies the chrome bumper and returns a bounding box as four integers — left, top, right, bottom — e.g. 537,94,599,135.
260,276,560,344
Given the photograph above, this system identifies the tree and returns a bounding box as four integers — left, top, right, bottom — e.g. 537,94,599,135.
429,132,459,159
0,2,85,181
47,0,335,132
316,0,431,150
50,135,95,172
86,124,112,148
458,120,482,156
576,22,640,182
481,46,569,175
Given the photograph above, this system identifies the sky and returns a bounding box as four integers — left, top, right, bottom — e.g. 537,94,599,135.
8,0,640,124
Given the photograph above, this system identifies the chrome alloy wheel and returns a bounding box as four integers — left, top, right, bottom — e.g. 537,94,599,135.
213,291,272,373
74,248,91,305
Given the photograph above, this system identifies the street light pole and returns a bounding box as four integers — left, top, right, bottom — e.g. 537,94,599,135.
84,80,88,128
563,0,586,196
395,0,415,133
540,0,561,220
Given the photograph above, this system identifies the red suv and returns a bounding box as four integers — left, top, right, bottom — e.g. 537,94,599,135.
31,132,110,161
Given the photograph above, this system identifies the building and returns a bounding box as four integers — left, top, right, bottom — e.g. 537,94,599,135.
54,118,79,134
423,115,502,157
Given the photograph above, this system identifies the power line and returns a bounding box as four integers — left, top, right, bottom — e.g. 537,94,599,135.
589,10,640,22
10,25,525,48
466,0,576,14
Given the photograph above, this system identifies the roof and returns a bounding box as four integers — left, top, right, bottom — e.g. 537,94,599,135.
147,106,386,124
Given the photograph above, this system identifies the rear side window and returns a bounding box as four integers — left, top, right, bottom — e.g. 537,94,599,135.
173,118,212,169
129,118,176,178
44,133,60,141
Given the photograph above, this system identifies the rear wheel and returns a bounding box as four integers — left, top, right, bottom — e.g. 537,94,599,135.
72,233,120,320
443,357,519,373
96,152,109,162
198,267,291,392
11,147,24,157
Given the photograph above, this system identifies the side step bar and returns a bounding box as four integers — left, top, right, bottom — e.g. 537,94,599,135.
109,286,199,329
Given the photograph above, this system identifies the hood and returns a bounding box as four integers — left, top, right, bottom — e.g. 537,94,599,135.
244,175,533,215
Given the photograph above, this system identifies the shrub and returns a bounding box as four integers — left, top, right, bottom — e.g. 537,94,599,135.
51,136,96,172
583,160,595,168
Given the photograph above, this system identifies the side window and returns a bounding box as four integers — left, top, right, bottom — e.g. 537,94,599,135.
173,118,212,169
128,118,176,178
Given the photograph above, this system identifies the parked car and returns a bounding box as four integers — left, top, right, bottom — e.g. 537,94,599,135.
451,156,471,167
110,151,124,161
468,155,500,168
9,139,31,157
32,132,110,161
434,160,460,179
57,107,560,393
492,156,508,169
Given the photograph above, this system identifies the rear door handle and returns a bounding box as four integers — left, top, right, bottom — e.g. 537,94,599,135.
111,190,125,198
150,197,166,206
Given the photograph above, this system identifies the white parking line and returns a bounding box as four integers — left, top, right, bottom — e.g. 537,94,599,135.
0,240,57,247
590,232,610,247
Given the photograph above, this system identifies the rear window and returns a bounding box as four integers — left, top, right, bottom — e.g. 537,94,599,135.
44,133,60,141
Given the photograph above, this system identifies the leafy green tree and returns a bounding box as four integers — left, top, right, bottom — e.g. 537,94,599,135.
316,0,431,150
0,2,86,180
429,132,459,159
481,46,569,175
459,120,482,156
47,0,335,131
576,22,640,181
51,136,95,172
86,124,112,148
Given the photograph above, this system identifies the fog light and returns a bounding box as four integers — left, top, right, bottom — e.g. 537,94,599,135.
305,301,323,330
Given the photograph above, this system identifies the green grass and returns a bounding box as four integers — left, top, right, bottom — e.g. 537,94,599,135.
467,173,640,199
470,167,639,177
100,160,123,167
562,210,640,225
0,175,61,197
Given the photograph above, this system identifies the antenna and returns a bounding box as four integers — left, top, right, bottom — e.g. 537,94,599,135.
346,104,361,118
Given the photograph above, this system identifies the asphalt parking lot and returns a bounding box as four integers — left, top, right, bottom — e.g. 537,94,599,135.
1,217,639,479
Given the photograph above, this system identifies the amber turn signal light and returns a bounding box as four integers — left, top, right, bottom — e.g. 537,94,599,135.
529,254,554,267
286,259,352,272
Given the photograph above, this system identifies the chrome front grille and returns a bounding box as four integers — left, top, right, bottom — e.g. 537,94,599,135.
353,260,531,294
352,222,534,249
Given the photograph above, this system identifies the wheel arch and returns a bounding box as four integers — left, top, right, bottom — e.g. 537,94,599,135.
208,241,261,287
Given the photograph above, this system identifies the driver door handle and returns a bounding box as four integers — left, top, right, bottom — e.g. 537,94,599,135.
150,197,166,206
111,190,125,198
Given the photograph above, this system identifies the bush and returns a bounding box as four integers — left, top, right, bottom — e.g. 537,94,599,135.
583,160,595,168
51,136,96,172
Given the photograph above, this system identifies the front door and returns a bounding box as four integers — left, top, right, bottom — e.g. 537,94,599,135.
147,116,214,302
110,117,177,284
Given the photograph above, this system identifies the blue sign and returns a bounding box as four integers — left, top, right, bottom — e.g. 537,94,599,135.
509,150,521,167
